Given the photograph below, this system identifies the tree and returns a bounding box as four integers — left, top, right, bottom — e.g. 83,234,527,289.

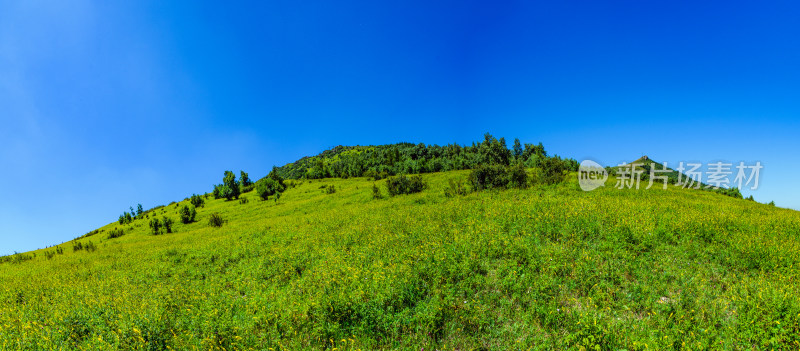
268,166,285,188
162,216,174,233
240,171,253,193
240,171,252,187
479,133,511,166
149,218,161,235
223,171,240,200
179,204,197,224
136,204,144,217
190,194,205,208
512,138,523,159
522,142,547,164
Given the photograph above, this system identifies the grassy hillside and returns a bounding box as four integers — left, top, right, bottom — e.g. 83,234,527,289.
1,170,799,349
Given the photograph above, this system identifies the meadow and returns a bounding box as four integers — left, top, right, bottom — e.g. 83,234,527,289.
1,170,799,350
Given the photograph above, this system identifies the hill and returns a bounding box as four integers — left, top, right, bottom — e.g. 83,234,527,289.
272,133,578,180
609,155,745,199
1,153,798,349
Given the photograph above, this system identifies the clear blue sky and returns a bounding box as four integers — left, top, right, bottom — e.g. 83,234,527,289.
2,1,799,255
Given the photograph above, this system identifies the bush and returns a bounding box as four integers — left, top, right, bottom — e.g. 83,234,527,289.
386,175,427,196
469,165,508,191
208,213,224,227
107,228,125,239
324,185,336,194
162,217,174,233
73,241,97,253
507,162,529,189
372,183,381,199
539,157,568,185
149,218,161,235
190,194,205,208
215,185,234,200
118,211,134,225
444,178,468,197
256,178,285,200
179,204,197,224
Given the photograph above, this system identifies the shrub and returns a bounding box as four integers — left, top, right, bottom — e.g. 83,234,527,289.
239,197,248,204
444,178,468,197
118,211,134,225
190,194,205,208
372,183,381,199
108,228,125,239
539,157,568,185
215,185,233,200
507,162,529,189
208,213,224,227
324,185,336,194
212,185,223,199
45,251,56,260
149,218,161,235
162,217,174,233
73,241,97,253
468,165,508,191
386,175,427,196
179,204,197,224
256,178,285,200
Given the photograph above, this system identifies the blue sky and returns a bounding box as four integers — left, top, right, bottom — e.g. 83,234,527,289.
1,0,799,255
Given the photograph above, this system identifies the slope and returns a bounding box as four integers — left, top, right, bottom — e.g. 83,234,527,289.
1,170,799,349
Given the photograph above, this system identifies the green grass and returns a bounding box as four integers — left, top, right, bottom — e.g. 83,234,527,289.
1,170,799,350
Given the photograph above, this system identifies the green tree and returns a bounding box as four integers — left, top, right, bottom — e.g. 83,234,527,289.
179,204,197,224
223,171,240,200
190,194,205,208
162,216,174,233
149,218,161,235
240,171,253,193
268,166,285,188
240,171,252,187
479,133,511,166
512,138,523,159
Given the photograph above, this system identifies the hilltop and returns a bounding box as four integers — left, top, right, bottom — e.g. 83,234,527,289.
1,138,798,349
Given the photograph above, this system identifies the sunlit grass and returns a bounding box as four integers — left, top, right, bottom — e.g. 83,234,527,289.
1,170,799,349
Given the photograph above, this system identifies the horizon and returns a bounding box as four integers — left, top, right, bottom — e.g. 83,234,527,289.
2,0,800,255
